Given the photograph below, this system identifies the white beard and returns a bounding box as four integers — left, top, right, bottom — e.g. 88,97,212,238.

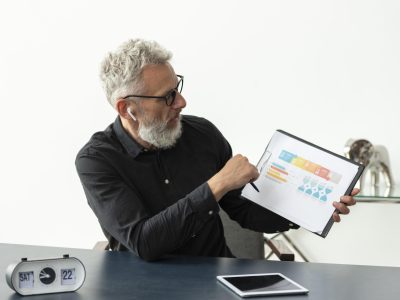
138,116,182,149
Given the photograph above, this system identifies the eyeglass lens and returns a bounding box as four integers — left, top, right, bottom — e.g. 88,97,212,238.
165,90,176,105
177,77,183,93
166,77,183,105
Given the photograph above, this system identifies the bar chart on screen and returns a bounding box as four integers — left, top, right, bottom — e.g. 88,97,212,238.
242,130,363,236
261,150,342,204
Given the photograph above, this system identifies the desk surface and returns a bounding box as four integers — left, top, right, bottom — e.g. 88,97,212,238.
1,243,400,300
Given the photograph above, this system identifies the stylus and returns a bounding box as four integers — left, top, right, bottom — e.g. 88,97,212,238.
250,182,259,192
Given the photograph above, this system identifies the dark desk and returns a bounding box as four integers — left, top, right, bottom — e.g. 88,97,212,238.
1,243,400,300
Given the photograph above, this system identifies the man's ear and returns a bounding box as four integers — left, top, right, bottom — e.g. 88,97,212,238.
116,99,131,120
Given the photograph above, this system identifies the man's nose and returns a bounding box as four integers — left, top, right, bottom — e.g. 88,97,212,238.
173,92,186,109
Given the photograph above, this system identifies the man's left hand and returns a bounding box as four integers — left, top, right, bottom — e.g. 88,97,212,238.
332,188,360,222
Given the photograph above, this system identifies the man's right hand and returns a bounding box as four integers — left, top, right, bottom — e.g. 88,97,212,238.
207,154,259,202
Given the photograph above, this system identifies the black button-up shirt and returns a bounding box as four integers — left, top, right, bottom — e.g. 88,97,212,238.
76,115,295,261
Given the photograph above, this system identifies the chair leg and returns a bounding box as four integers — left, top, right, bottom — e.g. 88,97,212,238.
264,236,295,261
272,233,309,262
265,250,274,260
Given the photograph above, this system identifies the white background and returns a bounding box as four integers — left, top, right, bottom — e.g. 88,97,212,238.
0,0,399,266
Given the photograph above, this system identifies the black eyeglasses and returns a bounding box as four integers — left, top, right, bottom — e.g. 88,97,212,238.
122,75,184,106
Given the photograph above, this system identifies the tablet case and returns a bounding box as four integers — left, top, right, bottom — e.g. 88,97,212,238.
244,129,365,237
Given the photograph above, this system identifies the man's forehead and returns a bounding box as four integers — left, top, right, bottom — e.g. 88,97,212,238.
141,63,175,81
140,63,176,94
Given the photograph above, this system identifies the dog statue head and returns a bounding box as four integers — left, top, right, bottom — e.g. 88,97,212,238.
345,139,374,165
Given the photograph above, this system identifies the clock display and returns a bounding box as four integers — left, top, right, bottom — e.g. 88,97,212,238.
7,255,86,296
61,268,76,285
19,271,34,289
39,267,56,285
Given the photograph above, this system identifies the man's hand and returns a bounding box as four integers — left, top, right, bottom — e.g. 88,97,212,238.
332,188,359,222
208,154,259,202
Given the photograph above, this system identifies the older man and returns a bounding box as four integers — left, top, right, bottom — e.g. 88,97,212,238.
76,39,357,261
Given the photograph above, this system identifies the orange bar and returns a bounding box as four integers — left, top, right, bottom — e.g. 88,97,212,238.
271,165,288,175
304,161,319,173
267,171,287,182
268,169,282,177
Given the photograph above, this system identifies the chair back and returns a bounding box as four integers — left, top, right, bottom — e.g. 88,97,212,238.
219,210,264,259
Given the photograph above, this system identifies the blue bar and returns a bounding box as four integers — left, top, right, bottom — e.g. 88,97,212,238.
272,162,286,170
278,150,296,164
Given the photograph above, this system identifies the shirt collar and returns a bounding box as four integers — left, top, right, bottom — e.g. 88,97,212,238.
113,116,144,158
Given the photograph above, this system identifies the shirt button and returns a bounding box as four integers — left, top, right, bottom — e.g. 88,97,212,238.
208,210,213,215
164,179,169,184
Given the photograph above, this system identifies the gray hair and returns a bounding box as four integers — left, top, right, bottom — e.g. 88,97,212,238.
99,38,172,107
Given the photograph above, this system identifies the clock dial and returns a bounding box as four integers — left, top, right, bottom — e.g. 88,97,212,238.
39,267,56,285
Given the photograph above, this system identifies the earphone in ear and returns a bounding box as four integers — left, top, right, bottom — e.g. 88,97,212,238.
127,108,137,121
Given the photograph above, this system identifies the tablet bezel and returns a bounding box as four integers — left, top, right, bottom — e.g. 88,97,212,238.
217,273,309,297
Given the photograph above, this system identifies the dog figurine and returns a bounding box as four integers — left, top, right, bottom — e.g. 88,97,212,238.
344,139,393,193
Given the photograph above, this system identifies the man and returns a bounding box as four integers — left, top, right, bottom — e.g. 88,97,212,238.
76,39,358,261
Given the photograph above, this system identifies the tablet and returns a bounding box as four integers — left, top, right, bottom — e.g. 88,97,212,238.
242,129,364,237
217,273,309,297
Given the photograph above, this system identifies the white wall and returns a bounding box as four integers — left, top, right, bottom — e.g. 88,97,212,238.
1,0,399,266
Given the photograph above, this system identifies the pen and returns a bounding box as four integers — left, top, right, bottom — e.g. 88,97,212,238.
250,182,259,192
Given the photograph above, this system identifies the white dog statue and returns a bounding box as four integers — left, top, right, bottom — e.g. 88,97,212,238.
344,139,393,193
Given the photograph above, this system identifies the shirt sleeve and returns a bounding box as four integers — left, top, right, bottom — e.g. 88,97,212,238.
211,123,299,233
76,153,220,261
219,190,299,233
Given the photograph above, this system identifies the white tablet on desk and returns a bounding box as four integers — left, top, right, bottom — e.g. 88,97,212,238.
217,273,309,297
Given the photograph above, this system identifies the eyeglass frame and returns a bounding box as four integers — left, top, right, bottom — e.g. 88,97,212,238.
121,75,184,106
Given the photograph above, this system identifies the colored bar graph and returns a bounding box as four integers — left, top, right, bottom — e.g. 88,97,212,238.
272,162,286,170
278,150,342,184
271,165,288,175
267,171,287,183
265,161,288,183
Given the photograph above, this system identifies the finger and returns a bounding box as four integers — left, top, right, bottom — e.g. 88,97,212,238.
340,195,356,206
332,212,341,223
248,165,260,181
333,201,350,214
252,168,260,180
351,188,360,196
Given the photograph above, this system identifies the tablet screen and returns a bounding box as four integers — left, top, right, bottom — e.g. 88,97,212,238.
217,273,309,297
